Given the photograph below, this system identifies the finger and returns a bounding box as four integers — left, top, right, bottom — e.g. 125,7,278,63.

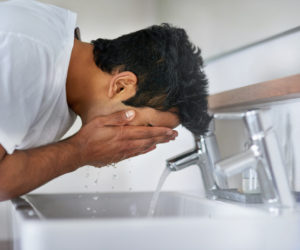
115,140,161,162
120,126,176,140
93,110,136,127
123,136,171,154
140,145,157,154
124,145,157,160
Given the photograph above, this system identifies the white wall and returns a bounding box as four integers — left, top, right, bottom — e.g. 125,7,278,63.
157,0,300,59
1,0,299,241
206,30,300,94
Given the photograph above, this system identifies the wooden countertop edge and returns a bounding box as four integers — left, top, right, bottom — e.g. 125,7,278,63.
208,74,300,111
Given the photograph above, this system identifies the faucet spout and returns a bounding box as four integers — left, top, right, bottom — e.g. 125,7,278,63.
166,149,199,172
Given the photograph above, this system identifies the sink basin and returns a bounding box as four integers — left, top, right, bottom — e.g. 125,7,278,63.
11,192,300,250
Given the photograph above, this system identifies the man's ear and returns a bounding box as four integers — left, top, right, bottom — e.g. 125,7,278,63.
107,71,137,100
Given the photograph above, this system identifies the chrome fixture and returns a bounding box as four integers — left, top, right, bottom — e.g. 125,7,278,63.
166,133,217,199
166,109,295,208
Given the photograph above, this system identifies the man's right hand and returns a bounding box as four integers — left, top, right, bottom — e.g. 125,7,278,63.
68,110,177,167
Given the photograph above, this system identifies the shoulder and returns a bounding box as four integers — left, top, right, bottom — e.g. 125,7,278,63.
0,32,55,154
0,0,77,56
0,32,54,117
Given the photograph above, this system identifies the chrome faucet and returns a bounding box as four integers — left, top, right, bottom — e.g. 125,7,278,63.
166,109,295,208
167,118,223,199
166,133,218,199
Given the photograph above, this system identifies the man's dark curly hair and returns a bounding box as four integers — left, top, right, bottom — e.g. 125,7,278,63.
91,23,211,135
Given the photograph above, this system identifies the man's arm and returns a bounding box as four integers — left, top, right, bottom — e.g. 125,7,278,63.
0,140,81,201
0,145,5,161
0,110,176,201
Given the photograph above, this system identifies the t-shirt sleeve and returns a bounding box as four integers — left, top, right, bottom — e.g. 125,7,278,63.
0,33,53,154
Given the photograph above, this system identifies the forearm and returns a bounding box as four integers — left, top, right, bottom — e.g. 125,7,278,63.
0,139,81,201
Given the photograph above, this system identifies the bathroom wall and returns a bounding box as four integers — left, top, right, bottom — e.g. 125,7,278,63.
157,0,300,60
206,30,300,94
1,0,300,241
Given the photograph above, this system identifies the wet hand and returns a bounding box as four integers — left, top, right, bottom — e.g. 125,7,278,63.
69,110,177,167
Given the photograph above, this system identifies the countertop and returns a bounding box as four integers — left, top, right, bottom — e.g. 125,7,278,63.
208,74,300,111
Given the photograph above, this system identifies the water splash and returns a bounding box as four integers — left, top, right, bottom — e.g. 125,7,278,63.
92,196,99,201
147,167,171,217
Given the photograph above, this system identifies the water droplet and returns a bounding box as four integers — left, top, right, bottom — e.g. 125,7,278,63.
129,187,133,191
86,207,91,211
27,211,34,216
111,186,115,189
112,174,118,180
84,184,88,189
94,179,98,184
110,163,117,168
129,204,137,216
92,209,97,214
128,170,132,174
93,196,99,201
149,209,155,216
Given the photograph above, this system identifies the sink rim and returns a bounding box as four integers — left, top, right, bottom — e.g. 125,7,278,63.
10,191,278,222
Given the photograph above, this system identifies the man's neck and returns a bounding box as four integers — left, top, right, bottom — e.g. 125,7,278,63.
66,39,113,124
66,39,96,121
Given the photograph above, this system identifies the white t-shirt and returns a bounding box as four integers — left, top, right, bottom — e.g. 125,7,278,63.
0,0,77,154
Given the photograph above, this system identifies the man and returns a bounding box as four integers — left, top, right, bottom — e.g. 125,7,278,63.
0,0,210,201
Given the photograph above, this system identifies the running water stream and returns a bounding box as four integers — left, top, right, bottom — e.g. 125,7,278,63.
147,167,171,217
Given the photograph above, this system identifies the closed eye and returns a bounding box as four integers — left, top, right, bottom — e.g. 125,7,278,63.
147,123,153,127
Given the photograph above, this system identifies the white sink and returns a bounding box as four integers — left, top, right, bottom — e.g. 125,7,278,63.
11,192,300,250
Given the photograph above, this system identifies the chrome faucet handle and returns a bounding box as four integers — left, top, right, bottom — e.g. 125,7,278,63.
215,145,259,189
213,110,295,208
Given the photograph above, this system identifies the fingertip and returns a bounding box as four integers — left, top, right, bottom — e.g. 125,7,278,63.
166,130,173,136
146,145,156,153
125,110,135,120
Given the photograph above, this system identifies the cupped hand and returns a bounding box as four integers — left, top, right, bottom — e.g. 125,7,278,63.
69,110,177,167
